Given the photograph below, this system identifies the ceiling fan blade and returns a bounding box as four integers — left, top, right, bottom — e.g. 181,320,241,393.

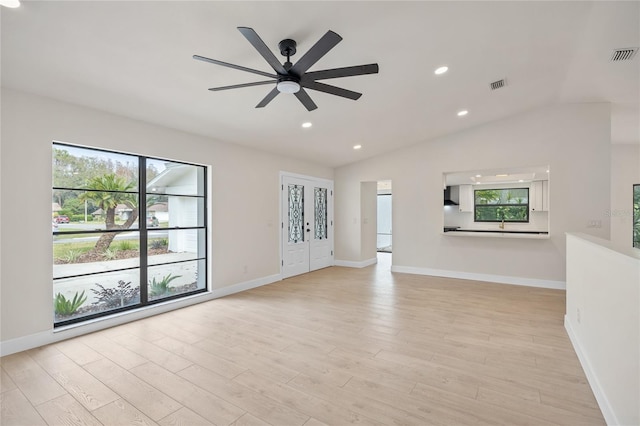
256,87,280,108
302,81,362,100
237,27,288,75
209,80,275,91
294,88,318,111
193,55,277,79
303,64,379,81
290,30,342,76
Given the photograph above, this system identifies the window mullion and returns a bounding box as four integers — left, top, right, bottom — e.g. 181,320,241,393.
139,156,149,305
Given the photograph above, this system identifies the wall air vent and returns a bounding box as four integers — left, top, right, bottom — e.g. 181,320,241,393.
489,79,506,90
610,48,638,62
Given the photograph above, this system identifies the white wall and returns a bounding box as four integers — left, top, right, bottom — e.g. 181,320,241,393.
360,182,377,262
0,88,332,347
335,103,611,285
565,233,640,425
610,144,640,250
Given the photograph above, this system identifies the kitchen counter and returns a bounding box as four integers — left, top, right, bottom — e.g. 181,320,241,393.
443,228,549,239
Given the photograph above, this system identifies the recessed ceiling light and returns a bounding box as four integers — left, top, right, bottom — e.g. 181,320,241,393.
434,66,448,75
518,180,524,182
301,122,312,128
353,145,362,150
546,169,550,173
496,174,509,177
475,174,482,178
457,110,468,117
0,0,20,8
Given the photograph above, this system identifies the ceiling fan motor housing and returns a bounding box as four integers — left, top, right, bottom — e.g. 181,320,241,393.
278,39,297,58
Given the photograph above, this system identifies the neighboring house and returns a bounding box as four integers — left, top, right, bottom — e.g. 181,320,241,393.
147,164,199,254
147,202,168,223
115,203,133,221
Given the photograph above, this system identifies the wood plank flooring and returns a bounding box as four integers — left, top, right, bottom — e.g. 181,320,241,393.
1,254,604,425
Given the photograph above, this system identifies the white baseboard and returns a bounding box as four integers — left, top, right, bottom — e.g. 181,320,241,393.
0,274,282,357
211,273,281,298
390,265,566,290
0,330,55,358
334,257,378,268
564,315,617,426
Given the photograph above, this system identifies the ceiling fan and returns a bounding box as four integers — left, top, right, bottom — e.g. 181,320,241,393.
193,27,379,111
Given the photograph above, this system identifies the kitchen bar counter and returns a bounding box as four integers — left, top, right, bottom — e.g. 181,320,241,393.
443,228,550,239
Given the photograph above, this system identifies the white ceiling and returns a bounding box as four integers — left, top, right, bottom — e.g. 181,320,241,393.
2,1,638,167
445,165,549,186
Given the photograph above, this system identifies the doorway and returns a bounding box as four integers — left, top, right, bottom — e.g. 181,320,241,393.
281,173,334,278
377,180,392,253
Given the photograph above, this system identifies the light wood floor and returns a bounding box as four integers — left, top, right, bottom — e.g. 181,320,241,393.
1,254,604,425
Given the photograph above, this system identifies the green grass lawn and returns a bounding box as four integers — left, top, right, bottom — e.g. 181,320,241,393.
54,229,99,240
53,239,166,260
53,241,95,259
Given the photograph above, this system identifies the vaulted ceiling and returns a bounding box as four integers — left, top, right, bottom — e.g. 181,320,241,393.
2,1,638,167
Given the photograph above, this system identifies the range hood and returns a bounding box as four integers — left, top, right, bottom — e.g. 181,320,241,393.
444,186,458,206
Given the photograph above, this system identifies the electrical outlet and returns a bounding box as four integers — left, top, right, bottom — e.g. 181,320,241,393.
577,308,581,324
587,220,602,228
243,265,248,274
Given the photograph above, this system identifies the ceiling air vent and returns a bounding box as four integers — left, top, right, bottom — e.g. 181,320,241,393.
489,79,506,91
610,48,638,62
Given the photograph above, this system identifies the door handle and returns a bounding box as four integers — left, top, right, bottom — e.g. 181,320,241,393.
306,229,310,232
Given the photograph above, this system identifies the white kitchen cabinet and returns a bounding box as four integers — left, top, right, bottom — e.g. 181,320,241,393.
530,180,549,212
458,184,473,212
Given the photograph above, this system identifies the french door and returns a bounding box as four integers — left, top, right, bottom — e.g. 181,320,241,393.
281,174,333,278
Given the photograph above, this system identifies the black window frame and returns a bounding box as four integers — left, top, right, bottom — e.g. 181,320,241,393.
633,184,640,249
52,142,208,327
474,187,530,223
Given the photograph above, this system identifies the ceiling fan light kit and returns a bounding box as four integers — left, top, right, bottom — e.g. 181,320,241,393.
194,27,379,111
277,79,300,94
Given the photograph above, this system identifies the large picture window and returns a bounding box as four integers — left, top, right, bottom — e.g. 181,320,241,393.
634,184,639,249
474,188,529,223
52,143,207,327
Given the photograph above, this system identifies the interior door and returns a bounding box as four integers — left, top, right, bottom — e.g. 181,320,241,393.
282,175,333,278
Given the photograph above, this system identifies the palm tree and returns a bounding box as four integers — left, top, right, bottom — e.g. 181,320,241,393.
80,174,138,254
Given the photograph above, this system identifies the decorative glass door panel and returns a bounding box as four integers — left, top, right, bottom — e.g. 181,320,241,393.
288,184,305,243
314,187,327,240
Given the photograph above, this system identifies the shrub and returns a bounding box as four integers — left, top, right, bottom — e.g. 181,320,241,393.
103,248,119,260
62,249,82,263
149,273,182,298
54,291,87,316
92,280,140,308
150,238,168,250
117,240,135,251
